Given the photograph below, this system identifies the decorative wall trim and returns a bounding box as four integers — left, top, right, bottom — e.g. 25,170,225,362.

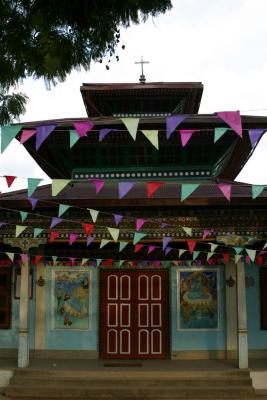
73,170,211,180
33,350,98,359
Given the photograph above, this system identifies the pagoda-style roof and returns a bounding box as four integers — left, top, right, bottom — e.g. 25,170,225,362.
80,82,203,117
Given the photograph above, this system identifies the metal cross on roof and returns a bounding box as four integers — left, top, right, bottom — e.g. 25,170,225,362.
135,56,150,84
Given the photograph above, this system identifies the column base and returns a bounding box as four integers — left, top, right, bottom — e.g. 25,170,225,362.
18,332,29,368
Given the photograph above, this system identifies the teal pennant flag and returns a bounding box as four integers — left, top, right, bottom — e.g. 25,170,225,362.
27,178,43,197
20,211,28,222
133,231,147,245
214,127,228,143
181,184,199,201
58,204,71,217
69,129,80,148
1,124,22,153
233,246,242,255
33,228,44,238
119,241,128,252
252,185,265,199
193,251,200,260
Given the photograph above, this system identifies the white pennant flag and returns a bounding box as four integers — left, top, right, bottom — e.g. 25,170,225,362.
121,118,139,140
107,227,120,242
88,208,99,223
141,130,159,149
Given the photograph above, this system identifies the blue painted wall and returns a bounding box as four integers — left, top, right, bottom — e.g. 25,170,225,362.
171,266,226,351
45,266,98,350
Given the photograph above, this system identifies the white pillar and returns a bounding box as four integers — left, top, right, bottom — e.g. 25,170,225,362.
35,263,46,351
236,260,248,369
225,261,237,359
18,259,30,368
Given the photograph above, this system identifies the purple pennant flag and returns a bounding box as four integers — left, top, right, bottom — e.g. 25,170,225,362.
86,236,94,246
36,124,57,150
165,247,172,255
119,182,135,199
0,222,6,228
28,197,38,209
163,236,172,251
113,214,123,226
50,217,62,229
166,115,188,139
248,128,266,148
99,128,117,142
160,222,169,229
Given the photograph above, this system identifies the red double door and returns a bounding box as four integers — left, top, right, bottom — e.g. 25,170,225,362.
100,270,168,359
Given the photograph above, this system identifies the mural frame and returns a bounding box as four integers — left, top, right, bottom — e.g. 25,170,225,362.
51,269,92,331
177,268,220,331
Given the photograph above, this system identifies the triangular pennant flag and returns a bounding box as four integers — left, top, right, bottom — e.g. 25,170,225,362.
49,231,59,242
223,253,230,263
245,255,251,264
181,183,200,201
216,111,242,137
118,260,125,267
68,257,76,266
193,251,200,260
264,242,267,250
87,236,94,246
69,129,80,148
160,222,169,229
4,175,16,188
27,178,42,197
147,182,164,198
36,124,56,150
32,255,43,265
148,245,156,254
207,252,214,260
203,229,211,239
119,241,128,252
179,130,198,147
20,211,28,222
235,255,243,263
58,204,70,217
15,225,27,237
163,236,172,251
69,233,78,245
81,258,89,265
20,253,29,265
245,248,256,262
96,259,102,267
214,127,228,143
166,115,187,139
119,182,135,199
5,252,14,262
248,128,265,148
179,249,187,257
100,239,110,249
210,243,218,252
52,256,58,265
34,228,44,238
88,208,99,223
1,125,22,153
20,129,36,144
133,231,147,245
161,260,169,268
187,240,196,254
218,184,232,202
82,223,94,236
141,130,159,149
136,218,146,231
0,222,6,228
50,217,62,229
52,179,71,196
165,247,172,255
28,197,38,209
90,179,105,194
135,244,144,253
257,256,264,266
252,185,265,199
73,121,94,137
233,246,243,254
107,227,120,242
121,118,139,140
99,128,117,141
113,214,123,226
182,226,192,236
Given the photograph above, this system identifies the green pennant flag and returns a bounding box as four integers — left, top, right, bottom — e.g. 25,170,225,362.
100,239,110,249
233,246,242,254
52,179,71,196
58,204,71,217
1,124,22,153
15,225,27,237
107,227,120,242
214,127,228,143
193,251,200,260
182,226,192,236
118,260,125,267
27,178,43,197
20,211,28,222
252,185,265,199
69,129,80,148
161,261,170,268
34,228,44,238
245,248,256,262
121,118,139,140
96,259,102,267
81,258,89,265
88,208,99,223
181,184,200,201
5,252,14,262
119,241,128,252
133,231,147,245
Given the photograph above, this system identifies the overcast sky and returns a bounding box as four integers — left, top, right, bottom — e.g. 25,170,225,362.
1,0,267,192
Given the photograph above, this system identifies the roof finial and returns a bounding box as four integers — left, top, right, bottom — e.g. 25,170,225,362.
135,56,150,84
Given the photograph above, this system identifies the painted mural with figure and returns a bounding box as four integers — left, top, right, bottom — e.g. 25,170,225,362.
52,270,90,330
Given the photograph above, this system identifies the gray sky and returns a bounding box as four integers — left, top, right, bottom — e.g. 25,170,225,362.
1,0,267,192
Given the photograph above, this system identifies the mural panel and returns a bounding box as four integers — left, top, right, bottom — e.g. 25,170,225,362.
177,269,219,330
51,270,91,330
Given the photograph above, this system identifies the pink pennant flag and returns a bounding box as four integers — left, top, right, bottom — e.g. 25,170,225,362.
113,214,123,226
28,197,38,209
20,253,29,265
73,121,94,137
119,182,135,199
203,229,211,239
20,129,36,144
153,260,161,267
187,240,196,254
90,179,105,194
69,233,78,245
147,182,164,198
148,245,156,254
216,110,242,137
179,130,198,147
86,236,94,246
218,184,232,202
163,236,172,251
135,244,144,253
136,218,146,231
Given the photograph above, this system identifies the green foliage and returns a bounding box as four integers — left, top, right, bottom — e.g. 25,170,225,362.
0,90,28,124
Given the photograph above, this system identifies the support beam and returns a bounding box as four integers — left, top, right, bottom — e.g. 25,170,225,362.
225,261,237,359
18,257,30,368
236,260,248,369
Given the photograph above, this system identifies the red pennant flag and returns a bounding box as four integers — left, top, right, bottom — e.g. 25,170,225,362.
32,255,43,265
82,223,94,236
223,253,230,263
49,231,59,242
187,240,196,254
131,260,138,267
102,259,113,267
257,256,263,266
4,175,16,188
135,244,144,253
147,182,164,198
